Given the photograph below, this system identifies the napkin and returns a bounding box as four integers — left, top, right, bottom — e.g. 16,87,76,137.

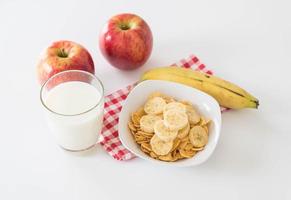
99,54,228,161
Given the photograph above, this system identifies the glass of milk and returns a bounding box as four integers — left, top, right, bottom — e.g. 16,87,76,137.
40,70,104,152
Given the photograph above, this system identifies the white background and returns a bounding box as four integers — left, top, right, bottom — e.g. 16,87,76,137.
0,0,291,199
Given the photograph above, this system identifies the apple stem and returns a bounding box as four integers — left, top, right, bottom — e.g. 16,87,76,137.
57,49,68,58
119,23,130,30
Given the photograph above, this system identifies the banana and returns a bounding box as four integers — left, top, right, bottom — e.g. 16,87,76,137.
189,126,208,148
144,97,166,115
163,109,188,131
177,122,190,139
150,134,173,156
185,105,200,125
141,67,259,109
163,102,186,113
154,120,178,142
140,114,162,133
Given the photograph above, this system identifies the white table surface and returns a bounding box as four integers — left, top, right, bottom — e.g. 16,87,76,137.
1,0,291,199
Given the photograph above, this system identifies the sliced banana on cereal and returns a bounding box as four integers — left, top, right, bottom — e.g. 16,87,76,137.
189,126,208,148
185,105,200,125
129,91,212,162
140,114,162,133
163,102,186,113
163,109,188,131
144,97,166,115
150,134,173,156
177,122,190,139
147,92,175,103
154,120,178,142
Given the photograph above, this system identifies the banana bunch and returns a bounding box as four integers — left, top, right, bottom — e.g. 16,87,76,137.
141,67,259,109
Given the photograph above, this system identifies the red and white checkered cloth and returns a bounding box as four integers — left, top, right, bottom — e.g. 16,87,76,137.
99,54,228,161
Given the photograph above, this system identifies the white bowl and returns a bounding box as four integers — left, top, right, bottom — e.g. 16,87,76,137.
118,80,221,167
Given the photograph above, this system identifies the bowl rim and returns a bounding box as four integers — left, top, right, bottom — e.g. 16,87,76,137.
118,80,222,167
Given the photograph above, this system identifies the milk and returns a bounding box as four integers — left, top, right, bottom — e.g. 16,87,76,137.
44,81,104,151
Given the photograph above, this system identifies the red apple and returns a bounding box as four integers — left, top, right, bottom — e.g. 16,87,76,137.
99,13,153,70
37,40,95,85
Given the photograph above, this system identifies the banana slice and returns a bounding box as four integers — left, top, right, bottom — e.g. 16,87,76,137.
177,122,190,139
140,114,162,133
185,105,200,125
148,92,175,103
144,97,166,115
154,120,178,142
163,110,188,131
150,134,173,156
189,126,208,148
163,102,186,113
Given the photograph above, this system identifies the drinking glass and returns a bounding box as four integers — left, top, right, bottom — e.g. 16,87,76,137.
40,70,104,151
